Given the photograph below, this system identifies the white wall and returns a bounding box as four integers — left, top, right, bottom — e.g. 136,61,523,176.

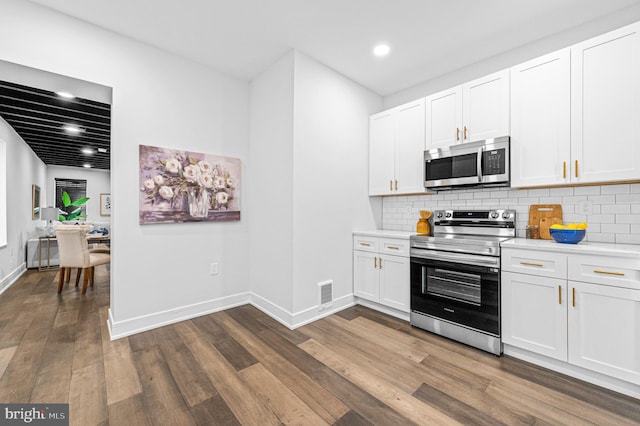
249,51,381,325
383,4,640,109
0,0,251,335
291,52,381,316
46,165,110,224
249,51,296,315
0,117,47,292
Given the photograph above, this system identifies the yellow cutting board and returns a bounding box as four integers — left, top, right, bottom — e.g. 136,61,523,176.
529,204,563,240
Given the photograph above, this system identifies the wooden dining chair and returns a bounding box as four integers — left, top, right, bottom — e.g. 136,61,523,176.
55,225,110,294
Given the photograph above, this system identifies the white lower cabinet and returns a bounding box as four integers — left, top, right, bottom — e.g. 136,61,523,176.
353,234,410,313
502,245,640,388
568,280,640,385
502,271,568,361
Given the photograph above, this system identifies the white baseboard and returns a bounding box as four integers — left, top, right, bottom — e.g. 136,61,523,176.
504,344,640,399
107,291,357,339
0,262,26,296
108,292,251,339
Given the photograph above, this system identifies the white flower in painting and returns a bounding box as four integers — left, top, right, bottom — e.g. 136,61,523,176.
165,158,181,174
144,179,155,190
214,176,226,189
183,164,201,183
153,175,164,185
158,185,174,200
197,160,212,173
216,192,229,204
226,177,233,187
199,173,214,188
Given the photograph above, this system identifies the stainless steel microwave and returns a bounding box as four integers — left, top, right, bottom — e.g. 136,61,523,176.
424,136,510,191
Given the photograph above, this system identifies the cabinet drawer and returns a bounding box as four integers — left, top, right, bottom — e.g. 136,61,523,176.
502,248,567,279
380,238,409,257
569,255,640,289
353,235,379,253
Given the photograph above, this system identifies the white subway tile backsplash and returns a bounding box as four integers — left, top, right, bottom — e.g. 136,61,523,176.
615,214,640,224
549,187,574,196
602,204,631,214
601,184,630,195
381,184,640,243
601,223,630,234
574,186,601,195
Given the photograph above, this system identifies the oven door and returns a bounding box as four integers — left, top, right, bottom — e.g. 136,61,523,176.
410,250,500,336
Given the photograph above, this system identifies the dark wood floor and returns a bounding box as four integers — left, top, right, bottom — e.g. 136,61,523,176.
1,269,639,425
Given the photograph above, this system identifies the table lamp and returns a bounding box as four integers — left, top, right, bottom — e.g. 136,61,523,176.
41,207,59,236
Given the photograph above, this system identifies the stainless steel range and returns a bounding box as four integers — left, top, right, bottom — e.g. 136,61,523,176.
410,209,516,355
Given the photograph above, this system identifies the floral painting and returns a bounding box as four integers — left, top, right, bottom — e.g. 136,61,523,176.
139,145,241,224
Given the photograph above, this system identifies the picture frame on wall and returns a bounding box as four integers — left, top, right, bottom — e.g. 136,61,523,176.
100,193,111,216
32,184,40,220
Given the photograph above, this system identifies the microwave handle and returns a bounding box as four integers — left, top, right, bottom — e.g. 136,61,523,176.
476,147,483,182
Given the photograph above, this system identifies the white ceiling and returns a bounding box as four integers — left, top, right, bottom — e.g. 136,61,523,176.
26,0,640,95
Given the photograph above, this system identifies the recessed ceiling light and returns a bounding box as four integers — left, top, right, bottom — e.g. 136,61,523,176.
373,44,390,57
97,148,108,153
83,163,92,168
56,91,75,99
63,125,85,134
81,148,95,155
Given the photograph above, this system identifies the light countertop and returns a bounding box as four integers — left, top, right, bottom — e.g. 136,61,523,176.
353,230,415,239
502,237,640,257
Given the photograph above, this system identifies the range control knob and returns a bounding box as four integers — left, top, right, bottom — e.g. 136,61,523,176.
445,211,452,218
490,211,500,219
502,211,511,219
436,211,444,219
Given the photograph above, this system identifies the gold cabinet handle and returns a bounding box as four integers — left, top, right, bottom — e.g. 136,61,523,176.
456,127,460,141
389,180,393,191
563,161,567,179
520,261,544,267
572,287,576,307
359,242,371,247
379,257,383,269
594,269,625,277
374,257,377,268
464,125,468,140
394,180,398,190
558,285,562,305
575,160,579,178
387,245,399,250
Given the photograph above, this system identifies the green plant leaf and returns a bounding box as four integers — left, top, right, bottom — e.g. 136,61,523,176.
70,197,90,207
62,191,71,207
58,214,66,221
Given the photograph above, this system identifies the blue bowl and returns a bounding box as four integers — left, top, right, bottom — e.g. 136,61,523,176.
549,229,586,244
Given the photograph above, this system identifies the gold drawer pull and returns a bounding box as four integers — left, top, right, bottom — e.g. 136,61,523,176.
389,180,393,191
575,160,579,178
387,245,400,250
520,261,544,267
594,269,625,277
572,287,576,307
563,161,567,179
380,258,383,269
558,285,562,305
359,242,371,247
374,257,377,268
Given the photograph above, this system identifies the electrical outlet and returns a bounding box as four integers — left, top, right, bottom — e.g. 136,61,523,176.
209,263,219,275
579,200,593,215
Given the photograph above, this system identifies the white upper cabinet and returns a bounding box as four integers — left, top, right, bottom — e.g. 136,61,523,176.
426,70,510,149
369,110,396,195
425,87,462,149
369,98,425,195
462,70,511,142
511,49,571,187
571,21,640,184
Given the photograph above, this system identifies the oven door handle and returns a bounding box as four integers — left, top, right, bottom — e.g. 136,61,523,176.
477,147,483,182
411,248,499,268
